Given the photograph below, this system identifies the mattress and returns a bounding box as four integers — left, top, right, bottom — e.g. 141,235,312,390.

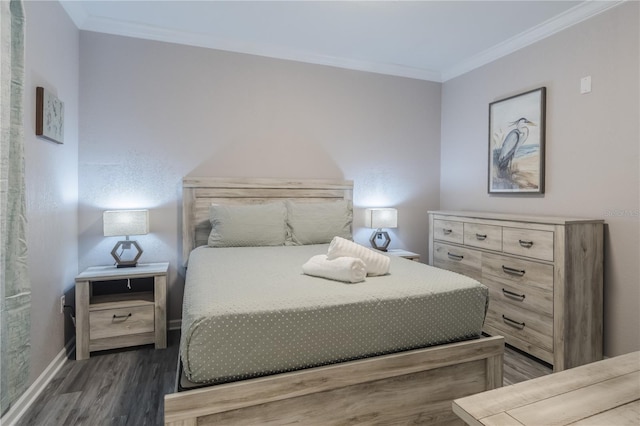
180,244,488,385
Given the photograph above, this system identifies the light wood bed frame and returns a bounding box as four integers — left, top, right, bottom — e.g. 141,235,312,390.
166,177,504,425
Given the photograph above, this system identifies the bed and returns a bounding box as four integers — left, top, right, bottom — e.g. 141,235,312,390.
165,177,504,426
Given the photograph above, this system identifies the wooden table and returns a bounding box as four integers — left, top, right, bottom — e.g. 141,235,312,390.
75,262,168,360
453,351,640,425
386,248,420,261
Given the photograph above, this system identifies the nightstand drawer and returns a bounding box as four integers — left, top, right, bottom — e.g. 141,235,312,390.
433,242,481,281
503,227,554,261
90,305,154,340
463,223,502,251
433,219,463,244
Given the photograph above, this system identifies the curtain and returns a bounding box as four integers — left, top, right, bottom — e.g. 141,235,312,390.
0,0,30,416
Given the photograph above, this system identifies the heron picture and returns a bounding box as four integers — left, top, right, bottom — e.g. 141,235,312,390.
488,87,546,194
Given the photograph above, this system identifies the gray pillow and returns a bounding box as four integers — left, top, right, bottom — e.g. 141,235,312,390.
208,202,287,247
286,200,353,245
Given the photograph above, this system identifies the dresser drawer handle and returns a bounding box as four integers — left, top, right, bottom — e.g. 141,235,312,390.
518,239,534,248
475,233,487,240
502,265,526,277
502,288,526,301
443,229,452,235
112,313,132,321
502,315,526,330
447,252,464,261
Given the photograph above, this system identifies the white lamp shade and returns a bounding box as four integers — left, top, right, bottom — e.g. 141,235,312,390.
103,209,149,237
365,208,398,229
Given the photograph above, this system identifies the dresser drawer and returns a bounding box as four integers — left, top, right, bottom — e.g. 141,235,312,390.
463,223,502,251
485,298,553,353
433,242,481,280
482,251,554,316
483,278,553,318
482,252,553,292
90,305,154,340
433,219,463,244
503,227,554,261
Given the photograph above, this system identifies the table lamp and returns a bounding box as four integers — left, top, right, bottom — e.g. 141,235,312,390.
103,209,149,267
365,208,397,251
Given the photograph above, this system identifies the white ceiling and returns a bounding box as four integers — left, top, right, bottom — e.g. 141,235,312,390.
60,0,623,82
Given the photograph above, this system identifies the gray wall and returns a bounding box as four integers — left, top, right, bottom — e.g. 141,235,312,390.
23,1,79,383
78,32,442,322
441,2,639,357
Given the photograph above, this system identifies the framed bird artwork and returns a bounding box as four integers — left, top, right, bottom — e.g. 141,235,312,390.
488,87,546,194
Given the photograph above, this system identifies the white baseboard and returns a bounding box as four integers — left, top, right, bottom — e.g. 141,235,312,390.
1,338,75,426
168,319,182,331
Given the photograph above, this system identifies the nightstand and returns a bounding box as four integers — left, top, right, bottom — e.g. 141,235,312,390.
75,262,168,360
386,249,420,261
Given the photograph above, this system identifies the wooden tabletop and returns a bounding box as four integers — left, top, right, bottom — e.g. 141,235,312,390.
75,262,169,281
453,351,640,426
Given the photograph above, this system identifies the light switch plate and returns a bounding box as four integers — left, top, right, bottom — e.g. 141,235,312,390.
580,76,592,94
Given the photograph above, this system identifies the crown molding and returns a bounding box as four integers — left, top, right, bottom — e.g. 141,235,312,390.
441,0,626,81
58,1,440,80
60,0,626,84
79,14,443,82
59,1,89,28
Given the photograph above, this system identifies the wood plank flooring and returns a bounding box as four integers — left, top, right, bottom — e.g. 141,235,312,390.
503,344,552,386
17,332,550,425
18,332,179,426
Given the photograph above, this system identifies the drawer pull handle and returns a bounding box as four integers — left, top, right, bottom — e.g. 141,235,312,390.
502,265,526,277
447,252,464,261
518,239,534,248
112,313,132,320
502,315,526,330
476,233,487,240
502,288,526,301
443,229,452,235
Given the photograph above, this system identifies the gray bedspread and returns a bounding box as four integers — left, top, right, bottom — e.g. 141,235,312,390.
180,244,488,384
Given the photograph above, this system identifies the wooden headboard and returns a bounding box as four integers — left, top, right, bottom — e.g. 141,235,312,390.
182,177,354,265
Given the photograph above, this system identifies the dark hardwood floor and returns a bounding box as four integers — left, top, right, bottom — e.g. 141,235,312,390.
503,344,552,386
18,332,180,426
18,332,551,425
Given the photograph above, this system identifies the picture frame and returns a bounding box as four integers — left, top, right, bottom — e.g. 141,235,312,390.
488,87,545,194
36,86,64,144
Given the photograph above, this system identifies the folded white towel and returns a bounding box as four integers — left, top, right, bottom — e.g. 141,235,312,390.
302,255,366,283
327,236,390,276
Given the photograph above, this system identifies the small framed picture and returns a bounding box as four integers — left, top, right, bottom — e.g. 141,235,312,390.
488,87,546,194
36,86,64,144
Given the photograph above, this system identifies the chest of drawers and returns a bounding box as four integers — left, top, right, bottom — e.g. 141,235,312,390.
428,211,603,371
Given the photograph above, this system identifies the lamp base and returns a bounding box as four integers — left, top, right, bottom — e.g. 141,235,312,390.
116,263,138,268
111,239,143,268
369,230,391,251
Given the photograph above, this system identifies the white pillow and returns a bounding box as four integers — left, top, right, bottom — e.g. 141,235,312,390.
286,200,353,245
208,202,287,247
